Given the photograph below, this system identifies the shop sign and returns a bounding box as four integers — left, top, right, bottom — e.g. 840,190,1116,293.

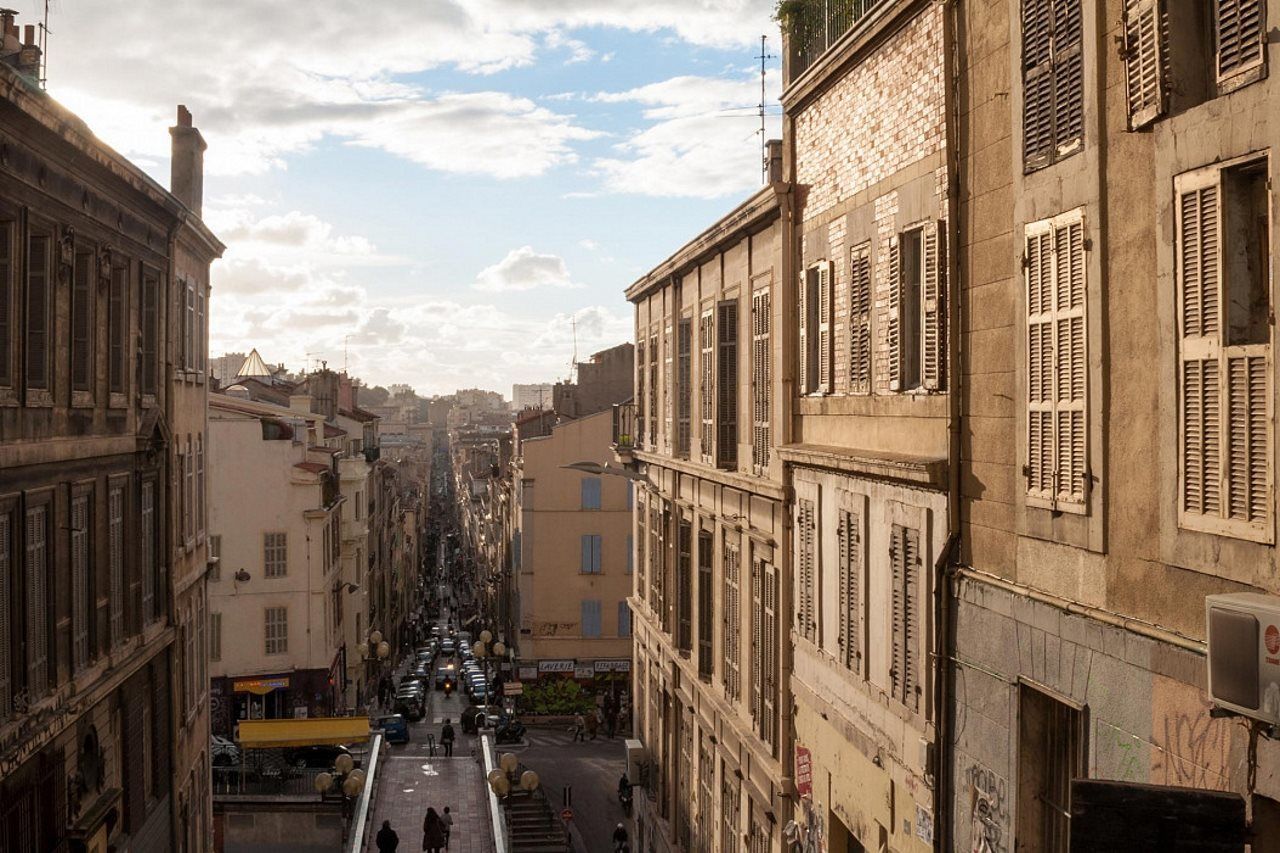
233,677,290,695
503,682,524,696
538,659,575,673
794,745,812,798
593,659,632,673
573,665,594,679
519,666,538,680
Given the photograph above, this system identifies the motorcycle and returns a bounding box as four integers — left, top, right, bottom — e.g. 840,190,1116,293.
494,719,526,744
443,679,454,698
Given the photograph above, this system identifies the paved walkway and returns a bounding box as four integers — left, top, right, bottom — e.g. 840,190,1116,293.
365,743,494,853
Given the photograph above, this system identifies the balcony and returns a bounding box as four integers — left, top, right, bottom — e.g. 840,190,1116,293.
782,0,888,82
612,402,637,463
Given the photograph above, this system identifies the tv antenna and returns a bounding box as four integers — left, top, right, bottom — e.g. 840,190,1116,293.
343,335,352,373
758,34,774,184
568,316,578,382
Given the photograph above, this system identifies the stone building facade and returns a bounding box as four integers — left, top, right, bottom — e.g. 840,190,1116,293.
624,182,790,853
0,24,221,851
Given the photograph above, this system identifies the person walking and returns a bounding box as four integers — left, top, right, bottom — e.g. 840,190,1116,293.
421,808,446,853
572,712,585,743
375,820,399,853
441,806,454,849
440,719,455,757
586,708,599,741
605,704,618,739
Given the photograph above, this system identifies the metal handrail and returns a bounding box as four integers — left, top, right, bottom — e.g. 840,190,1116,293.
347,733,384,853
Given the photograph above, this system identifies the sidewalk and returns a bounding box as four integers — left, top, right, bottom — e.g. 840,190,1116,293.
366,742,494,853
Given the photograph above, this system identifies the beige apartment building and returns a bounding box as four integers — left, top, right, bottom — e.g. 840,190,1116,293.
623,177,789,853
208,394,346,729
513,408,633,671
947,0,1280,848
779,2,953,850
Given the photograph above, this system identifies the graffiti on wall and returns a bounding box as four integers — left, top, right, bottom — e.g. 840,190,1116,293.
801,797,827,853
964,763,1009,853
1151,675,1234,791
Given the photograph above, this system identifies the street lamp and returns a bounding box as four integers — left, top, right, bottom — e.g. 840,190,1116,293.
472,633,506,714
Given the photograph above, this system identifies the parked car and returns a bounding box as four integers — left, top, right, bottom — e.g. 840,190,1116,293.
282,744,353,770
374,714,411,744
211,734,240,767
394,693,425,721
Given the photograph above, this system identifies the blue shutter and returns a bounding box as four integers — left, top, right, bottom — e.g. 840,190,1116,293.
626,534,634,574
582,600,602,638
619,601,632,637
582,477,601,510
581,535,593,573
593,535,602,573
627,482,634,510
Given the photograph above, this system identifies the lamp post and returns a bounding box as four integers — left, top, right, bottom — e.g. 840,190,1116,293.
472,630,506,714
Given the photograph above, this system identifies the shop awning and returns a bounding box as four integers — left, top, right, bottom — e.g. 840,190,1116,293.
237,717,372,749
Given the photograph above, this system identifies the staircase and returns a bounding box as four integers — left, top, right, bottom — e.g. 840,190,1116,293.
503,792,571,853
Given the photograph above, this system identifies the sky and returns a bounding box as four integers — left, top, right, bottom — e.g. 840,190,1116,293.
28,0,783,396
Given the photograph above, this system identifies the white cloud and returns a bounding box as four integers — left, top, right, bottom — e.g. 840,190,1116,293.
474,246,580,292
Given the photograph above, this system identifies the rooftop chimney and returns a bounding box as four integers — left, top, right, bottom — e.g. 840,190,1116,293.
169,104,206,215
15,22,38,81
766,138,783,184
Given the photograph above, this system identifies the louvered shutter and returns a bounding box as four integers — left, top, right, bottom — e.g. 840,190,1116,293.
752,289,771,472
649,333,659,448
110,487,124,646
0,224,10,385
1215,0,1264,82
197,287,207,372
887,237,902,391
1022,0,1055,167
818,262,832,393
26,235,49,390
1226,354,1269,523
636,340,646,445
700,310,714,459
72,497,89,670
0,513,9,719
26,507,47,699
581,535,593,573
750,559,762,722
796,499,815,642
717,301,738,469
141,483,155,622
797,270,809,394
1124,0,1165,128
1052,0,1084,155
72,253,92,391
890,525,905,704
902,527,920,712
837,502,862,673
849,245,872,394
1054,217,1087,507
922,221,946,391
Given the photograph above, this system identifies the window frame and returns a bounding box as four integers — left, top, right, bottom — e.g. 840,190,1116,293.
264,606,288,655
24,222,54,400
1021,0,1085,172
264,531,288,578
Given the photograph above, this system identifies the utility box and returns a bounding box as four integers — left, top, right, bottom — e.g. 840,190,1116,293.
1206,592,1280,725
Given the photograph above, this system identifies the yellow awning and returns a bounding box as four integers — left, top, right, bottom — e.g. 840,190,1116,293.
237,717,371,749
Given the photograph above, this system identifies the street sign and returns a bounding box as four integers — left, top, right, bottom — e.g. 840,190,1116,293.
794,746,812,798
560,808,574,822
503,681,523,696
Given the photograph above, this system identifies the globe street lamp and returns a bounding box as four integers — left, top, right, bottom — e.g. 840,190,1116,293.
472,632,506,715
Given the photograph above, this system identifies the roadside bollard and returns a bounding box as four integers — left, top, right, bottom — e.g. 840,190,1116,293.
426,733,437,757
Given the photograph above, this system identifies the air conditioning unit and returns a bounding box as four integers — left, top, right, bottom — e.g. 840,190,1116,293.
624,738,647,785
1206,592,1280,725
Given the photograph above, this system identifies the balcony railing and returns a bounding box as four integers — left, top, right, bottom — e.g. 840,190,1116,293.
612,402,637,451
784,0,888,81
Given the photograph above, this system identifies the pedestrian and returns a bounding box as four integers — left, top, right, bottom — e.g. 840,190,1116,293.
440,718,455,757
572,712,585,743
586,708,599,740
441,806,454,849
421,807,446,853
376,820,399,853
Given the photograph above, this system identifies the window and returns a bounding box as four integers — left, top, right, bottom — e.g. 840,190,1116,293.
697,529,713,680
24,505,48,699
581,477,602,510
648,332,659,448
581,600,602,638
626,534,633,575
636,338,646,446
264,607,287,654
716,300,739,469
264,532,288,578
636,501,646,594
26,231,51,391
71,494,91,672
1215,0,1265,85
1025,210,1089,511
197,596,207,698
722,537,741,702
751,287,772,472
109,486,125,647
700,308,714,459
677,316,692,458
1017,685,1085,852
108,262,126,395
197,437,205,535
0,220,12,387
1122,0,1165,128
72,250,93,393
197,285,206,374
648,506,662,615
677,519,692,653
184,436,194,543
889,524,921,712
183,616,196,714
750,556,778,749
799,262,832,394
141,271,158,395
796,498,817,643
580,534,602,574
142,481,157,623
618,600,632,638
0,510,11,720
210,612,222,662
1177,158,1272,540
1022,0,1083,170
183,280,195,371
721,767,741,853
889,222,945,392
849,244,873,393
208,535,221,581
664,321,674,450
836,498,863,674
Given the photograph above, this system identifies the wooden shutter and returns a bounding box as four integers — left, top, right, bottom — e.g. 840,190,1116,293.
581,534,593,573
26,234,49,390
796,498,815,642
649,332,659,447
1052,0,1084,154
0,512,10,719
1022,0,1055,166
142,273,157,394
197,286,206,372
750,558,762,722
1124,0,1165,128
636,339,646,445
109,265,125,393
922,221,946,391
887,236,902,391
901,526,920,712
25,506,48,699
0,223,11,386
890,524,906,705
1215,0,1265,82
700,309,714,459
72,252,92,391
109,487,124,646
849,245,872,394
837,501,861,673
818,262,832,393
141,483,155,622
797,269,809,393
752,289,771,472
762,561,778,747
717,301,738,469
72,496,89,670
1226,354,1269,523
